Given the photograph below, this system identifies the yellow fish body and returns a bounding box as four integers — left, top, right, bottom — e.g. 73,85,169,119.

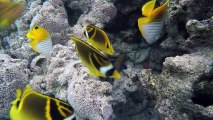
10,85,76,120
70,36,121,79
84,25,114,55
0,0,24,28
138,0,169,44
27,25,53,57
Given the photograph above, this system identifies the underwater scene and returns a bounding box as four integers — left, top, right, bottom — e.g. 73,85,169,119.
0,0,213,120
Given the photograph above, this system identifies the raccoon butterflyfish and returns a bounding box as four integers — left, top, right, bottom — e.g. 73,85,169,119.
138,0,169,44
10,85,76,120
70,36,121,79
84,25,114,55
0,0,24,29
27,25,53,58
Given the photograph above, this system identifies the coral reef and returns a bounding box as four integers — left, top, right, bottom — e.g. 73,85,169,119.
68,78,113,120
137,48,213,120
0,54,29,119
161,0,213,51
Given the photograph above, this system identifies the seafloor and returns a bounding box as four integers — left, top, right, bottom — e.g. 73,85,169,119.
1,0,213,120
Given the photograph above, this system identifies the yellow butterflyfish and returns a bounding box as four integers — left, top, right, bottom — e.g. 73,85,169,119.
138,0,169,44
10,85,76,120
84,25,114,55
0,0,24,29
26,25,53,58
70,36,121,79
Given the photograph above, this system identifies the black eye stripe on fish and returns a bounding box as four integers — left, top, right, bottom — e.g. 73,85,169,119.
16,100,20,108
106,43,109,48
90,52,101,70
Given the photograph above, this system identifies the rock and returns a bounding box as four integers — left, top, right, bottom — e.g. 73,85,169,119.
161,0,213,51
138,48,213,120
68,78,113,120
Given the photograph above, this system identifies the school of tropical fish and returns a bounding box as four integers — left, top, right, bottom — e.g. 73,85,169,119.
0,0,169,119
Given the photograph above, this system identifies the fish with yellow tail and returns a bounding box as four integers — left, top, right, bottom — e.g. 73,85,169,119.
84,25,114,55
138,0,169,44
27,25,53,58
10,85,76,120
0,0,24,29
70,36,121,79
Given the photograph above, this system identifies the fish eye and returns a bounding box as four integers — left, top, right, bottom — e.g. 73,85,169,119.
34,26,39,30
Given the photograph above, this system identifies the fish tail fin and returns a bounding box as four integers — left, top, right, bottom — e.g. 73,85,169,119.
111,70,121,79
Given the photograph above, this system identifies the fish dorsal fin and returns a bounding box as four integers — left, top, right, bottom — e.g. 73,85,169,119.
22,85,34,96
142,0,156,17
70,36,104,57
150,0,169,20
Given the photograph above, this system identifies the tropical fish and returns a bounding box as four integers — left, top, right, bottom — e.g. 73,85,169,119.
27,25,53,58
0,0,24,29
84,25,114,55
138,0,169,44
70,36,121,79
10,85,76,120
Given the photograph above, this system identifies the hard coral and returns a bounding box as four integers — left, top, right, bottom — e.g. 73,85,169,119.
0,54,29,119
138,48,213,120
161,0,213,51
68,78,113,120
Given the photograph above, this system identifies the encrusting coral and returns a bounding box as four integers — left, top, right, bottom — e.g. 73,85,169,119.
0,54,29,119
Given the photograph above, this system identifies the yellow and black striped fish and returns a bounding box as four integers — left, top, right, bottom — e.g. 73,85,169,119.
0,0,24,29
84,25,114,55
10,85,76,120
70,36,121,79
